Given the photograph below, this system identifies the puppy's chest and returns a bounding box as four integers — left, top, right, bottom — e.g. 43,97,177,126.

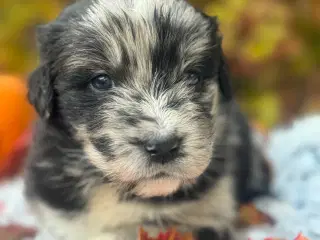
86,179,235,237
87,186,188,232
37,177,234,240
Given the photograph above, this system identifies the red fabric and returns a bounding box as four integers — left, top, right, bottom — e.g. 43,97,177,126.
0,128,32,179
0,128,36,239
0,224,37,240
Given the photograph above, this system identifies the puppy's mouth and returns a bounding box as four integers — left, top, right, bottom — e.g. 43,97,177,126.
132,172,196,198
150,172,170,179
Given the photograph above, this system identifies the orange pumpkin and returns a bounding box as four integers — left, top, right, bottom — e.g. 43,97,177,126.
0,74,35,175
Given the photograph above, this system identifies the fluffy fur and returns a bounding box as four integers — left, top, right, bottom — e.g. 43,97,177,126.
25,0,270,239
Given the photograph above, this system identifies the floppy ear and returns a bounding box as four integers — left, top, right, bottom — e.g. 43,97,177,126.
27,65,54,119
209,16,233,102
217,52,233,102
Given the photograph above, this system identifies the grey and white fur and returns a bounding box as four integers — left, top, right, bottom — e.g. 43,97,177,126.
25,0,271,239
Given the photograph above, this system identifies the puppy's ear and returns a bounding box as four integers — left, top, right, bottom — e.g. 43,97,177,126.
217,53,233,102
27,64,54,119
209,16,233,102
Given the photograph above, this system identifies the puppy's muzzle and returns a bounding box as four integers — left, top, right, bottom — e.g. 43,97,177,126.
143,135,181,164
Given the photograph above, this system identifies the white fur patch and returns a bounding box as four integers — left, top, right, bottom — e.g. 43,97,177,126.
133,178,182,197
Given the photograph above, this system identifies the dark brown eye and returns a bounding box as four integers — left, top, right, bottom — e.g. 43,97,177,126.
186,73,202,86
90,74,114,90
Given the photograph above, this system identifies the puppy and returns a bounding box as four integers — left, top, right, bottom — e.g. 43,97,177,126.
25,0,271,239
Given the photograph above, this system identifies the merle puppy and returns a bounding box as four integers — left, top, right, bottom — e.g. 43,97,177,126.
25,0,270,239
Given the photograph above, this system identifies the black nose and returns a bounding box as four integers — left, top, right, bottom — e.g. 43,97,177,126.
144,136,180,163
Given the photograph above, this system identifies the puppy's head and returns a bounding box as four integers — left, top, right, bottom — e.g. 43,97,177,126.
28,0,232,197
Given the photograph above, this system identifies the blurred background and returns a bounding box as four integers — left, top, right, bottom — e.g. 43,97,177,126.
0,0,319,174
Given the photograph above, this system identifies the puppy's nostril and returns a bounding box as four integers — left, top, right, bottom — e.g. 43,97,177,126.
145,144,159,155
169,142,179,153
144,136,180,157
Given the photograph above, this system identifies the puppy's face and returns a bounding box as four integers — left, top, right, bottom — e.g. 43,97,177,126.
29,0,230,197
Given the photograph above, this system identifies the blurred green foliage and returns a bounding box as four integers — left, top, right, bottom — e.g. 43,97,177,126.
1,0,319,127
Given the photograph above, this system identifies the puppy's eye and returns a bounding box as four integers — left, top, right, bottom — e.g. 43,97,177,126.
90,74,114,90
186,73,202,86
